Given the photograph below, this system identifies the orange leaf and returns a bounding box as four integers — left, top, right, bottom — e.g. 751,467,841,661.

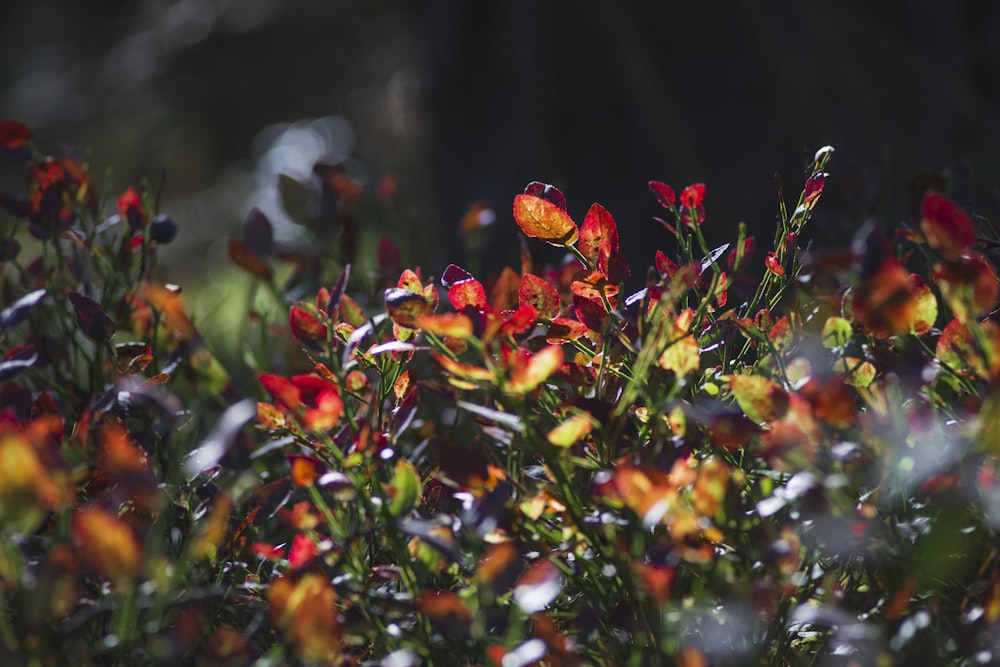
430,351,494,381
415,312,474,338
268,572,340,663
72,506,142,587
512,194,579,246
415,590,473,633
507,345,564,395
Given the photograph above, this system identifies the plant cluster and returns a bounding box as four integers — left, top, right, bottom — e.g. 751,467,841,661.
3,119,1000,666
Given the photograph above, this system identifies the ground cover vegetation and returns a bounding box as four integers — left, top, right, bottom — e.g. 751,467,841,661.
3,119,1000,665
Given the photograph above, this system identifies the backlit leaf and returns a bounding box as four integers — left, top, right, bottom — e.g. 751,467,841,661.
833,357,877,388
921,191,975,260
931,252,999,322
728,375,789,423
72,506,141,587
680,183,706,208
579,203,619,272
648,181,676,209
289,305,327,351
449,279,488,311
547,412,595,448
545,317,590,342
519,273,561,320
821,316,852,349
507,345,564,395
513,194,579,246
268,572,340,664
416,312,473,338
287,455,323,488
430,351,494,382
385,457,422,518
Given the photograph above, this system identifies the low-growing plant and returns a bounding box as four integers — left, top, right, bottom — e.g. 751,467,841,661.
3,119,1000,666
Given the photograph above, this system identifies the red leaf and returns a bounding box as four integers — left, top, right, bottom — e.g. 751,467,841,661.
68,292,116,341
325,264,351,317
579,203,619,272
921,191,975,260
259,373,302,410
441,263,474,288
655,250,678,279
648,181,676,209
546,317,590,342
518,273,561,320
499,303,537,336
289,305,327,351
764,252,785,276
377,235,402,274
513,194,579,246
287,534,317,569
679,183,706,208
573,295,609,332
449,279,488,311
0,120,30,152
804,172,827,205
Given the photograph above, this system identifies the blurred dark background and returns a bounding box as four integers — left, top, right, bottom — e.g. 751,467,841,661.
2,0,999,303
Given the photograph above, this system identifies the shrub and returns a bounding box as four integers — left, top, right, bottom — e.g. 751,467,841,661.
2,120,1000,666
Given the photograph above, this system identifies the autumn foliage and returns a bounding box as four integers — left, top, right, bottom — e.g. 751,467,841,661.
3,120,1000,666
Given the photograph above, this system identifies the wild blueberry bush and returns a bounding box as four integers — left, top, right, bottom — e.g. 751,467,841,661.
2,119,1000,666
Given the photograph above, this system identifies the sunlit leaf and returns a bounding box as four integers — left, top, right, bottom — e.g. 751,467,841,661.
513,194,579,246
489,266,521,312
931,252,999,322
920,191,975,260
449,279,488,311
507,345,564,395
851,257,919,337
518,273,560,320
547,412,596,448
648,181,676,209
287,454,323,488
680,183,706,209
385,457,422,518
821,316,852,348
72,506,141,588
545,317,590,343
268,572,340,664
728,374,789,423
415,312,473,338
832,356,877,388
579,203,619,273
430,351,493,382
